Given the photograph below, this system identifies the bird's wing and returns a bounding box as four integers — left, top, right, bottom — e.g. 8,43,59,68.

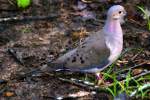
51,30,110,73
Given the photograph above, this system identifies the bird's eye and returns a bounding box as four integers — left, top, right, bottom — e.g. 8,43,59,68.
119,11,122,14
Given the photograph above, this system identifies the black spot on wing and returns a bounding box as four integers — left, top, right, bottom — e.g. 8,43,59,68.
81,60,85,64
72,56,77,63
80,57,85,64
81,45,86,48
80,57,82,60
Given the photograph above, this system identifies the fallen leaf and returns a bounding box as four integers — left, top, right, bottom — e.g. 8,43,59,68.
3,91,15,97
132,68,143,75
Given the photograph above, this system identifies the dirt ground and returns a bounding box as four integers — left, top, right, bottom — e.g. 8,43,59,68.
0,0,150,99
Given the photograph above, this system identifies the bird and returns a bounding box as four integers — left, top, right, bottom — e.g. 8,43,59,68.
44,5,126,78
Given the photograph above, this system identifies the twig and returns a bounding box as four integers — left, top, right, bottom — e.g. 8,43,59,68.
130,83,150,97
128,19,145,27
0,84,8,95
0,9,18,12
7,0,15,6
0,14,59,23
130,50,143,61
7,48,24,66
116,70,150,87
58,77,97,91
131,70,150,80
116,61,148,74
127,19,150,32
0,1,10,4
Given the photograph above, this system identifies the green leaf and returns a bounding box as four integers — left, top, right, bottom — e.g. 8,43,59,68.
17,0,31,8
137,6,150,30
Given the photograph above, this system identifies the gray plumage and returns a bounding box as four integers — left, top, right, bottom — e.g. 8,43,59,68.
47,5,126,73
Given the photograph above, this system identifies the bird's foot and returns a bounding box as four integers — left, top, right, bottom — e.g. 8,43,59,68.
96,73,105,85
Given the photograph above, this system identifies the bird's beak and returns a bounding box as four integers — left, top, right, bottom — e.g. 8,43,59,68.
123,10,127,21
123,10,127,16
120,10,127,24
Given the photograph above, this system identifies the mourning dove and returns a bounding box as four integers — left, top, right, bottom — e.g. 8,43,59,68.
47,5,126,75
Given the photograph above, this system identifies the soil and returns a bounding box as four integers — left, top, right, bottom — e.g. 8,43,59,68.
0,0,149,99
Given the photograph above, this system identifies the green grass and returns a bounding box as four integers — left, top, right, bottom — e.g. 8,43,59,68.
137,6,150,30
78,48,149,99
102,70,150,99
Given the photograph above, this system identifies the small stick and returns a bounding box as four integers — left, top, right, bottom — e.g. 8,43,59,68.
131,50,143,61
131,70,150,80
58,77,97,91
0,14,59,23
116,61,148,74
7,48,24,66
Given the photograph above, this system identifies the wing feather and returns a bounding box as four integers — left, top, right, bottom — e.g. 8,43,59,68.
53,30,110,72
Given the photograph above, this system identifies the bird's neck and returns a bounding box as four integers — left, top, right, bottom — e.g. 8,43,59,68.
103,19,123,62
103,19,123,38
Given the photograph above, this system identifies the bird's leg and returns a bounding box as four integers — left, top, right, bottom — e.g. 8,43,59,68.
96,72,105,85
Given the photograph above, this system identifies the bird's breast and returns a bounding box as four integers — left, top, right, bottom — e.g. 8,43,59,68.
105,36,123,62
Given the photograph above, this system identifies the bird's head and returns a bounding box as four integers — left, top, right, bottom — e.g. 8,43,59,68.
107,5,126,23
